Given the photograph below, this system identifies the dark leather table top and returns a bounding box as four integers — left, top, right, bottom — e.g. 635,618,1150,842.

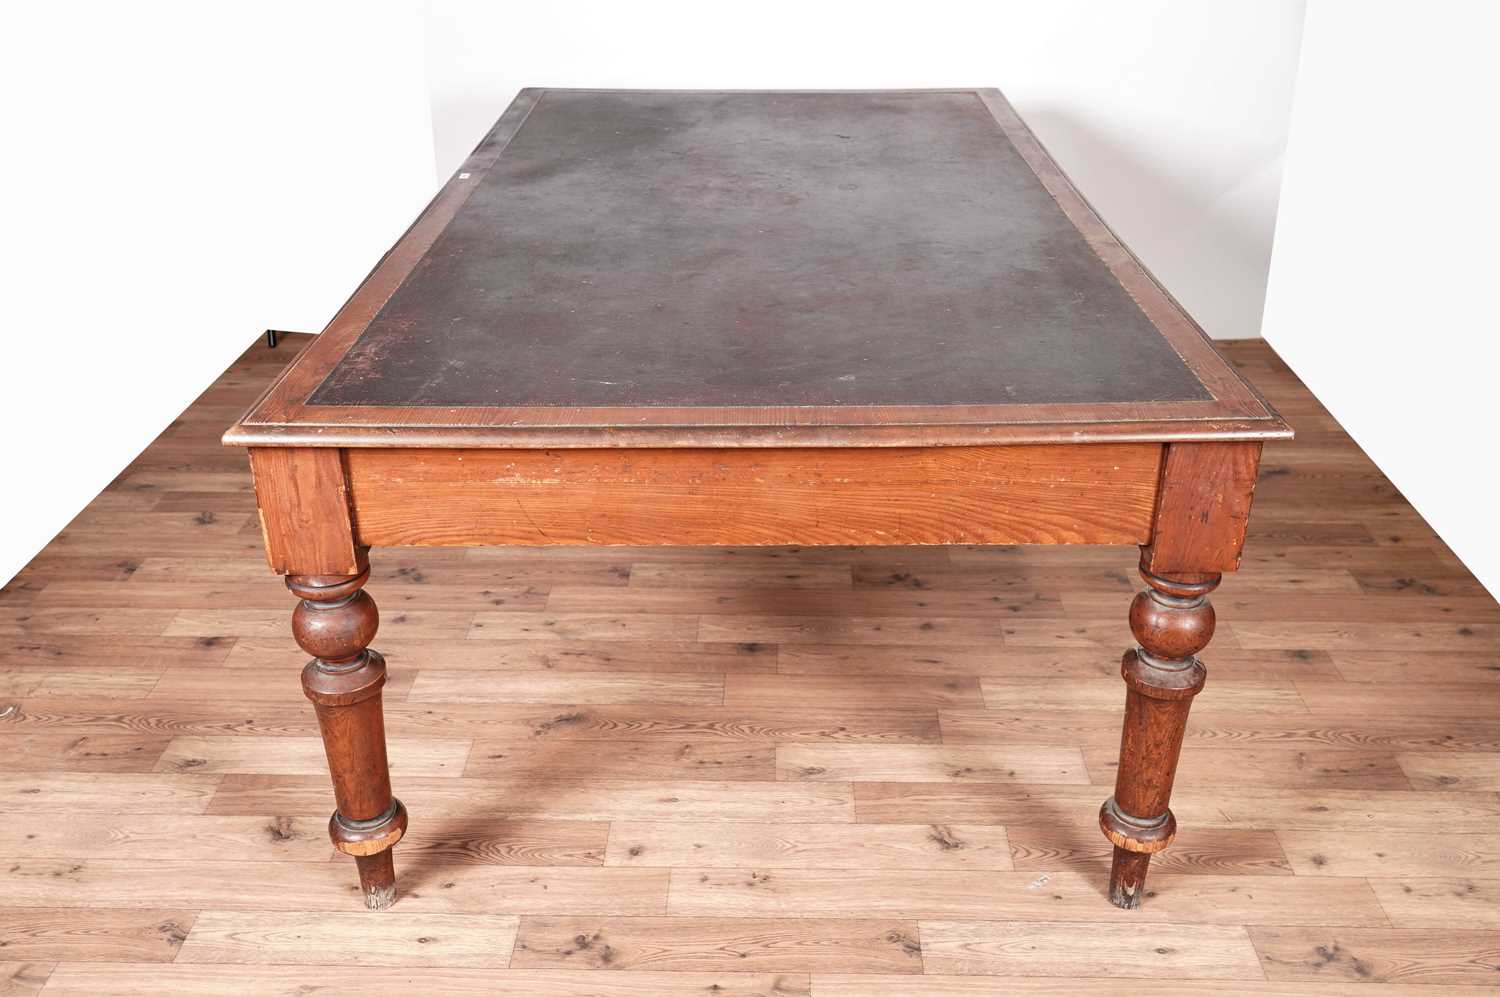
229,89,1287,448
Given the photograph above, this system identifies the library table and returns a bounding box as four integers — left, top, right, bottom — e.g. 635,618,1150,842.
226,88,1291,910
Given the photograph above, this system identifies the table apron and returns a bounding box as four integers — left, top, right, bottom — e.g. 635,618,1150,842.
338,444,1162,548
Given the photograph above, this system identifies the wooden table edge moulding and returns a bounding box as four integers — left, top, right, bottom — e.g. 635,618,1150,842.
225,87,1292,910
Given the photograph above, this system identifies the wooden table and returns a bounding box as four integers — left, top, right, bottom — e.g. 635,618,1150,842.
226,88,1290,911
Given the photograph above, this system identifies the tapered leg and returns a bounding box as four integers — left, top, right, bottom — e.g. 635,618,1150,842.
289,566,407,909
1099,554,1218,908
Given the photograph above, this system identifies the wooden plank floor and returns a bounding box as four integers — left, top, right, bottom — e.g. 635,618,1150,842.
3,334,1500,995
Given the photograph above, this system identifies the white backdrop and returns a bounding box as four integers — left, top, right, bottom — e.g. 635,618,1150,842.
0,2,436,584
1260,0,1500,597
1,1,1304,585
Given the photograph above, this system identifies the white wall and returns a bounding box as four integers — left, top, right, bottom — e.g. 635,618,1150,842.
0,2,437,585
1260,0,1500,597
424,0,1305,341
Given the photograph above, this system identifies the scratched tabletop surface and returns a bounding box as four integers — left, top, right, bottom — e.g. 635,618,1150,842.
230,89,1287,447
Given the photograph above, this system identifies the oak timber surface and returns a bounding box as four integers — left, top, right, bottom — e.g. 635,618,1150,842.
228,89,1288,447
313,90,1202,409
344,444,1161,548
6,334,1500,992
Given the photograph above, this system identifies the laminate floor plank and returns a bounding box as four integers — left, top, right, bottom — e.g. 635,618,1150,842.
393,704,942,744
549,585,1068,619
778,645,1340,682
1368,878,1500,928
408,669,725,706
853,783,1500,832
152,734,472,776
0,773,220,814
0,814,335,862
666,868,1387,926
979,678,1307,713
4,698,941,743
727,674,984,709
1395,751,1500,790
0,859,668,915
938,709,1500,751
35,965,809,997
464,739,775,781
1234,622,1499,651
204,774,855,822
0,907,193,963
0,962,52,996
604,822,1014,871
1277,831,1500,878
392,817,609,866
777,744,1088,784
0,601,174,634
918,919,1263,979
1297,681,1500,718
164,607,475,640
147,665,419,702
699,614,1013,647
810,977,1500,996
467,612,701,641
225,636,778,674
1080,745,1411,790
1332,651,1500,684
0,733,173,773
1007,825,1293,876
1250,926,1500,986
631,561,853,589
0,635,235,670
510,916,923,974
175,910,520,967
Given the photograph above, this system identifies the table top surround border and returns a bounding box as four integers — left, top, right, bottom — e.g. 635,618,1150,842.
225,87,1290,449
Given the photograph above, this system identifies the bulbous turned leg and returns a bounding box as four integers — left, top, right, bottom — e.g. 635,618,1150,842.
290,566,407,910
1099,554,1218,908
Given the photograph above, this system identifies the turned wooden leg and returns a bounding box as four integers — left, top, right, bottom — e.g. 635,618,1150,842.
1099,554,1218,908
289,565,407,910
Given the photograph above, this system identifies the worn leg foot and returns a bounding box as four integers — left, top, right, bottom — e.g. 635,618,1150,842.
355,852,398,909
290,565,406,910
1099,555,1217,908
1108,847,1153,908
